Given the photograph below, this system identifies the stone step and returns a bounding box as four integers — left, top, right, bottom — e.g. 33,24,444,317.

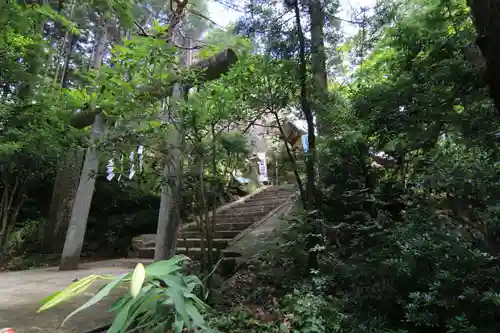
211,222,254,231
137,247,226,260
176,238,229,248
264,189,295,195
181,222,253,233
243,190,292,198
182,217,261,231
216,207,278,218
129,186,296,260
216,215,262,223
206,215,263,224
136,247,155,259
226,198,288,208
240,199,289,208
248,191,293,199
179,229,240,239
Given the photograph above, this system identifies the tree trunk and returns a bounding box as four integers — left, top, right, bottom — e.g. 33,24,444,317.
0,177,27,256
297,0,329,271
292,0,315,210
468,0,500,112
305,0,327,208
59,25,108,271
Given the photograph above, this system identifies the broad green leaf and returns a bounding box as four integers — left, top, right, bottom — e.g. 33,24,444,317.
166,288,189,328
185,274,204,289
122,284,154,330
130,263,146,298
108,298,133,333
109,295,132,312
173,313,184,333
162,274,187,291
145,255,190,278
184,291,209,310
185,300,205,327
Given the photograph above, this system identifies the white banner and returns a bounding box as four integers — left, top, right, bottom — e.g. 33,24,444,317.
257,152,268,182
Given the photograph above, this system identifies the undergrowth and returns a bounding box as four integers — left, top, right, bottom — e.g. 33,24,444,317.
208,138,500,333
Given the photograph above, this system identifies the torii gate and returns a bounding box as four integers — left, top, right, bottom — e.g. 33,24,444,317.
59,49,238,270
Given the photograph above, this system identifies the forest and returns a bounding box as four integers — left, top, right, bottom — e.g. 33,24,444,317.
2,0,500,331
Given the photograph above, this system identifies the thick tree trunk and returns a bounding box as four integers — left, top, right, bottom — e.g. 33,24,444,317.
468,0,500,112
59,25,108,271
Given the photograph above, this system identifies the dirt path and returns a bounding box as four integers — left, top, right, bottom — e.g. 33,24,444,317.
0,259,147,333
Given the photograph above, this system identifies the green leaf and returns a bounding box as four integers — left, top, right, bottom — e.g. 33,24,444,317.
162,274,187,291
184,292,209,310
185,300,205,327
166,288,189,328
38,275,101,313
185,274,204,289
109,295,132,312
108,298,134,333
145,255,190,278
122,284,154,330
61,273,129,325
173,313,184,333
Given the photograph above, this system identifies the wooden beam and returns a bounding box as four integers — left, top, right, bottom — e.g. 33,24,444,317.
190,48,238,85
69,108,96,129
69,49,238,129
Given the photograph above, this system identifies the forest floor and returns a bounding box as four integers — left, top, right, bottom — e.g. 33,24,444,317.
0,259,146,333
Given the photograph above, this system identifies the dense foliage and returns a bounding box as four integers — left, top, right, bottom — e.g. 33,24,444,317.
208,0,500,333
4,0,500,331
238,0,500,332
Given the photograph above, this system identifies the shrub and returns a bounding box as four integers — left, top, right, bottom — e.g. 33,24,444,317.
38,255,215,333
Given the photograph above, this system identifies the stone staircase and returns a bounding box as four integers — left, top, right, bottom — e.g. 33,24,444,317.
131,185,296,260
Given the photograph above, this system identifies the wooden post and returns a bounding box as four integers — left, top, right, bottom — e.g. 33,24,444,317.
59,114,105,270
154,35,190,260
